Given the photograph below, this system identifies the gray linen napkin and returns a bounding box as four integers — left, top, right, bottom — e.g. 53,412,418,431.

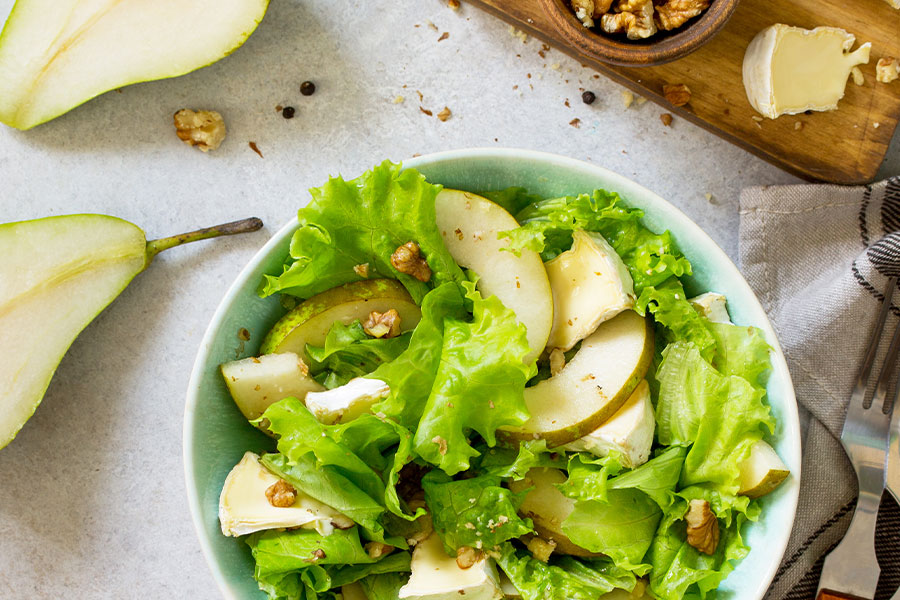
739,177,900,600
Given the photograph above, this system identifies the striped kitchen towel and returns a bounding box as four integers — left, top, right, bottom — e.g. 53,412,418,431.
739,176,900,600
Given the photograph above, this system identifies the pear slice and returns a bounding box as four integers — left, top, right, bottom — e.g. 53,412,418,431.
563,380,655,468
434,189,553,363
498,573,521,599
738,440,790,498
260,279,421,361
688,292,732,324
0,215,262,450
219,451,350,537
501,310,654,447
304,377,390,425
0,0,269,130
508,468,602,558
220,353,324,421
545,230,635,352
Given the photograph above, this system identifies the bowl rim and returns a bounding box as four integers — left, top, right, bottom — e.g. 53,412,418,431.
184,147,801,600
537,0,741,66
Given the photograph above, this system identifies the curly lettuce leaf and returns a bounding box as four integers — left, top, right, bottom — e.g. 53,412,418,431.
327,552,411,588
477,439,564,479
495,543,636,600
412,280,534,474
479,187,544,216
561,489,661,575
655,342,775,494
636,279,717,358
306,319,411,388
359,572,410,600
422,471,532,553
261,161,464,303
706,321,772,389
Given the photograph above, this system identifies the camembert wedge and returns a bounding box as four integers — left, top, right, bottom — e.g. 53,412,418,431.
688,292,731,324
304,377,390,424
743,25,871,119
398,533,503,600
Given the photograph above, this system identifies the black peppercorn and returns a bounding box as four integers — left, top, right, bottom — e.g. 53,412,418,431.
582,91,596,105
300,81,316,96
282,106,296,119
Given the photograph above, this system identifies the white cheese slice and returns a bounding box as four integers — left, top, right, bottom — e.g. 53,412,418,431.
688,292,732,324
545,230,635,351
398,534,503,600
563,379,655,468
304,377,390,425
221,353,324,420
742,24,871,119
219,451,345,537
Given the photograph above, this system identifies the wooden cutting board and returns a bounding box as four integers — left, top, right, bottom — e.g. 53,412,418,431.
468,0,900,184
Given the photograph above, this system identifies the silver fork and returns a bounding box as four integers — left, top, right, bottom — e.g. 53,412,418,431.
816,272,899,600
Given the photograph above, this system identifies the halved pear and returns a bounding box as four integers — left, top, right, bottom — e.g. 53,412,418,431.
545,230,635,352
260,279,422,361
304,377,390,425
434,189,553,363
0,0,269,130
220,353,324,421
500,310,654,447
0,214,261,449
563,380,655,468
738,440,790,498
219,451,351,537
508,468,601,558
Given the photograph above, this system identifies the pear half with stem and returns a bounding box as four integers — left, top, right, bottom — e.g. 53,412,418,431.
0,0,269,130
0,214,262,449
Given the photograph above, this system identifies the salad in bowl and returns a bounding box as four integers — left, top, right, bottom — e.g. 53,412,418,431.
191,155,797,600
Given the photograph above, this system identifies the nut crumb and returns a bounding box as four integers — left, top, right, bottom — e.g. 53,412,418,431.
508,25,528,43
393,95,405,104
635,96,648,105
173,109,226,152
265,479,297,508
685,499,719,555
751,115,763,122
876,57,900,83
526,536,557,562
391,241,432,282
248,141,263,158
851,66,865,86
437,107,452,121
363,309,402,339
622,89,634,108
660,113,673,127
431,435,448,455
549,348,566,376
353,263,370,278
438,31,449,42
874,122,881,129
456,546,483,569
426,19,438,30
794,121,803,131
663,83,691,107
569,118,582,128
420,106,433,117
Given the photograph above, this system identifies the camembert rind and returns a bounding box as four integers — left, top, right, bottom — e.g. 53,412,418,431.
742,25,871,119
398,533,503,600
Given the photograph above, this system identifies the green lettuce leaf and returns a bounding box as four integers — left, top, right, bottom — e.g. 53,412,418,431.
261,161,464,303
495,543,636,600
561,489,661,574
479,187,543,216
655,342,774,493
477,439,564,479
422,471,533,552
248,527,373,585
305,319,411,388
327,552,411,588
636,279,717,358
359,572,410,600
412,280,534,474
706,321,771,389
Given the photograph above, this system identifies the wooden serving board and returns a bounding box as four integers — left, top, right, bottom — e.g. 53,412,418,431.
469,0,900,183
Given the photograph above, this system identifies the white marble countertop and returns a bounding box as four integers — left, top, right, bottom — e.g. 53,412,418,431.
0,1,897,598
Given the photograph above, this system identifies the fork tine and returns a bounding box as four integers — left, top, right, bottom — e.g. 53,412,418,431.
872,315,900,414
852,277,898,407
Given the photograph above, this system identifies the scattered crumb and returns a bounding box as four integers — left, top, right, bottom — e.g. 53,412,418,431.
851,66,865,86
794,121,803,131
438,32,449,42
751,115,763,122
417,90,424,102
248,141,263,158
660,113,673,127
448,0,460,9
874,122,881,129
508,25,528,43
564,99,571,108
437,107,452,121
621,90,634,108
275,104,283,112
876,57,900,83
704,193,718,205
569,118,581,128
420,106,433,116
636,96,648,105
550,62,560,70
426,19,438,31
173,109,226,152
393,95,405,104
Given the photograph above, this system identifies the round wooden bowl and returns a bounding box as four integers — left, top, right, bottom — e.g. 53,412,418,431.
538,0,740,66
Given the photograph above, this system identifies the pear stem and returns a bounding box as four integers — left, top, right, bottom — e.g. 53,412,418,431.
145,217,264,262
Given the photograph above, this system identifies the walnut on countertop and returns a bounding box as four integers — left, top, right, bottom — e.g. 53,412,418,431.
265,479,297,508
601,0,657,40
391,241,432,282
654,0,709,30
685,499,719,555
877,57,900,83
663,83,692,107
173,109,226,152
363,309,402,339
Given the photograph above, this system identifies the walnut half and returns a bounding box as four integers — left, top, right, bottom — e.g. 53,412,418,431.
685,499,719,555
654,0,709,31
456,546,484,569
363,309,402,338
877,57,900,84
265,479,297,508
391,241,432,282
601,0,657,40
173,109,226,152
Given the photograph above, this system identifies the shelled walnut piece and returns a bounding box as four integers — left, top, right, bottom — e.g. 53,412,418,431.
685,499,719,555
877,57,900,83
173,109,226,152
572,0,709,39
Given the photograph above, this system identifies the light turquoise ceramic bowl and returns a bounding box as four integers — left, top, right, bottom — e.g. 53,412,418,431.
184,148,801,600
